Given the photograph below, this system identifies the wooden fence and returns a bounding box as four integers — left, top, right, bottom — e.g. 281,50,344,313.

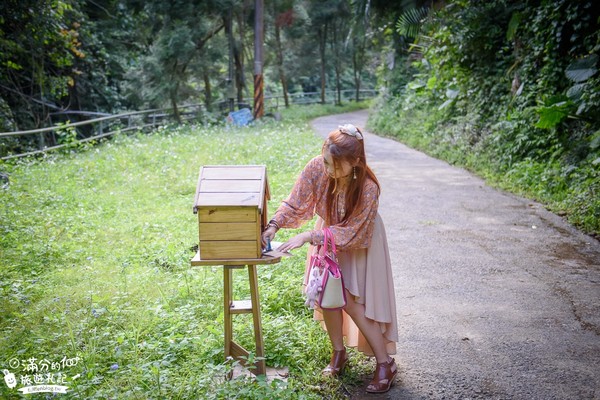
0,104,203,161
265,89,378,109
0,89,378,160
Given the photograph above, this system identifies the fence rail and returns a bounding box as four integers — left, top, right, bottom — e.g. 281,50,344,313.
0,104,203,160
1,89,378,160
265,89,378,109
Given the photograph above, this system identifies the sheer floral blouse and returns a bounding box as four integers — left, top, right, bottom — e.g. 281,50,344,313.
271,156,379,251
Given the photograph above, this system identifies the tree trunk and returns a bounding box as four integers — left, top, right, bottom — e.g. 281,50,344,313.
235,9,245,105
336,70,341,105
353,51,361,102
275,21,289,107
203,72,212,112
332,22,341,105
224,12,235,112
318,24,327,104
171,87,181,124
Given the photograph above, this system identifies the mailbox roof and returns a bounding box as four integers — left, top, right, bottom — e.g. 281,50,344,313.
193,165,270,213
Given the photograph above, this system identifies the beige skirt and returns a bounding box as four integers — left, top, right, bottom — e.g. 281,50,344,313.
304,214,398,356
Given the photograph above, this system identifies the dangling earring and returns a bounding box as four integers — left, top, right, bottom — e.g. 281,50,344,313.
353,166,357,179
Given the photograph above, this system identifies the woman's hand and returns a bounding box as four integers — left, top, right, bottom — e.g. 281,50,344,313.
261,226,278,249
277,231,311,253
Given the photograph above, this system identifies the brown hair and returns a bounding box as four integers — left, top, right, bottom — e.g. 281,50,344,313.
322,126,380,225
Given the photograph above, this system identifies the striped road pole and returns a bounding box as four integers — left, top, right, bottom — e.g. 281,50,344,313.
253,0,264,119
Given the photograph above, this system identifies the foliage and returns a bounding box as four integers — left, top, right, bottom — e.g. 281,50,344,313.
1,0,384,139
0,104,373,399
396,6,429,38
125,0,229,115
370,0,600,235
0,0,82,129
72,0,150,114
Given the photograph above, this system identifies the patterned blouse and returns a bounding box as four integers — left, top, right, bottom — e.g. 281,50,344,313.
272,156,379,251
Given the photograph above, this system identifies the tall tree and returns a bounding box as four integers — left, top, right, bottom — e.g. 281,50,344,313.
309,0,368,104
267,0,310,107
308,0,339,103
347,0,374,101
128,0,225,119
75,0,150,114
328,1,351,105
271,1,294,107
0,0,84,130
234,1,250,104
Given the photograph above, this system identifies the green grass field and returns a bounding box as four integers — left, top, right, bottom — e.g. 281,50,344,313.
0,103,374,399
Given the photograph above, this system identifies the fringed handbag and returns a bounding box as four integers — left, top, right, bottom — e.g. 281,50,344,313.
305,228,347,310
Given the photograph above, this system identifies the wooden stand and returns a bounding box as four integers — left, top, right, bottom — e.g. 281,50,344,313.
191,252,281,376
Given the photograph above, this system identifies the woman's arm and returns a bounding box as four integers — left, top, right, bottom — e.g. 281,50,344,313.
276,178,379,253
271,156,323,228
261,157,323,248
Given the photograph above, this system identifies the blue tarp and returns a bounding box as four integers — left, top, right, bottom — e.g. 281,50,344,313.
227,108,253,126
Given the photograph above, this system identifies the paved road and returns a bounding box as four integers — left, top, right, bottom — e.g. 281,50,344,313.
311,110,600,400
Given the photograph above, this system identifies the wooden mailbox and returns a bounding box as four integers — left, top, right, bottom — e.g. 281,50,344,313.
193,165,269,260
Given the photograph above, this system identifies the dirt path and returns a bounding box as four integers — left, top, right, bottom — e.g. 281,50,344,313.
311,110,600,400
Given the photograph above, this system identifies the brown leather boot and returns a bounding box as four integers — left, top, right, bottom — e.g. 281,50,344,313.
321,348,348,377
366,357,397,393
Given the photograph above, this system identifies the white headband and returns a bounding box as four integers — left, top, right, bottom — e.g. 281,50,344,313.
338,124,363,140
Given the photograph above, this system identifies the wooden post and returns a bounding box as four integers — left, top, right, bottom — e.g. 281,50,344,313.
38,133,46,150
248,264,265,375
224,266,234,363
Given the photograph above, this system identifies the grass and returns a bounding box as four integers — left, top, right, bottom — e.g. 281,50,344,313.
0,102,374,399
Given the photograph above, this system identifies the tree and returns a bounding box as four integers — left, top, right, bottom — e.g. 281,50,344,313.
271,1,294,107
127,0,225,120
0,0,83,130
345,0,367,102
307,0,340,103
74,0,150,114
328,1,351,105
267,0,311,107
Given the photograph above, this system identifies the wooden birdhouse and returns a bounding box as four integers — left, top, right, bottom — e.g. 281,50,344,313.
193,165,270,260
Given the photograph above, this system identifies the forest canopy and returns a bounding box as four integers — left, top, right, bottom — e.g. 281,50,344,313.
0,0,405,132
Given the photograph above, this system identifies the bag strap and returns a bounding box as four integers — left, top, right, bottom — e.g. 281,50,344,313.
314,228,328,255
322,228,341,276
323,227,337,256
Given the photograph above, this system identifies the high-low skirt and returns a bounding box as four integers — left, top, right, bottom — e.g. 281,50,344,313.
304,213,398,356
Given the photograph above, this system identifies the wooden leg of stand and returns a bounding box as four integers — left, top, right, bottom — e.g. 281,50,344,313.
248,264,266,375
224,267,233,364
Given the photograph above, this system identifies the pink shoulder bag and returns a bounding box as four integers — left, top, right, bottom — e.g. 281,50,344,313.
305,228,347,310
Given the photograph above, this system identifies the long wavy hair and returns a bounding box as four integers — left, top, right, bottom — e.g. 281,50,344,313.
322,126,380,225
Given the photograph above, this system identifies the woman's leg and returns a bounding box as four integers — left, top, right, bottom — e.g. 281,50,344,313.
343,291,391,364
321,309,344,351
321,308,348,376
344,291,397,392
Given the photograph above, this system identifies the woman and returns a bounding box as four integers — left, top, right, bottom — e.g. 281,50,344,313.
262,124,399,394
